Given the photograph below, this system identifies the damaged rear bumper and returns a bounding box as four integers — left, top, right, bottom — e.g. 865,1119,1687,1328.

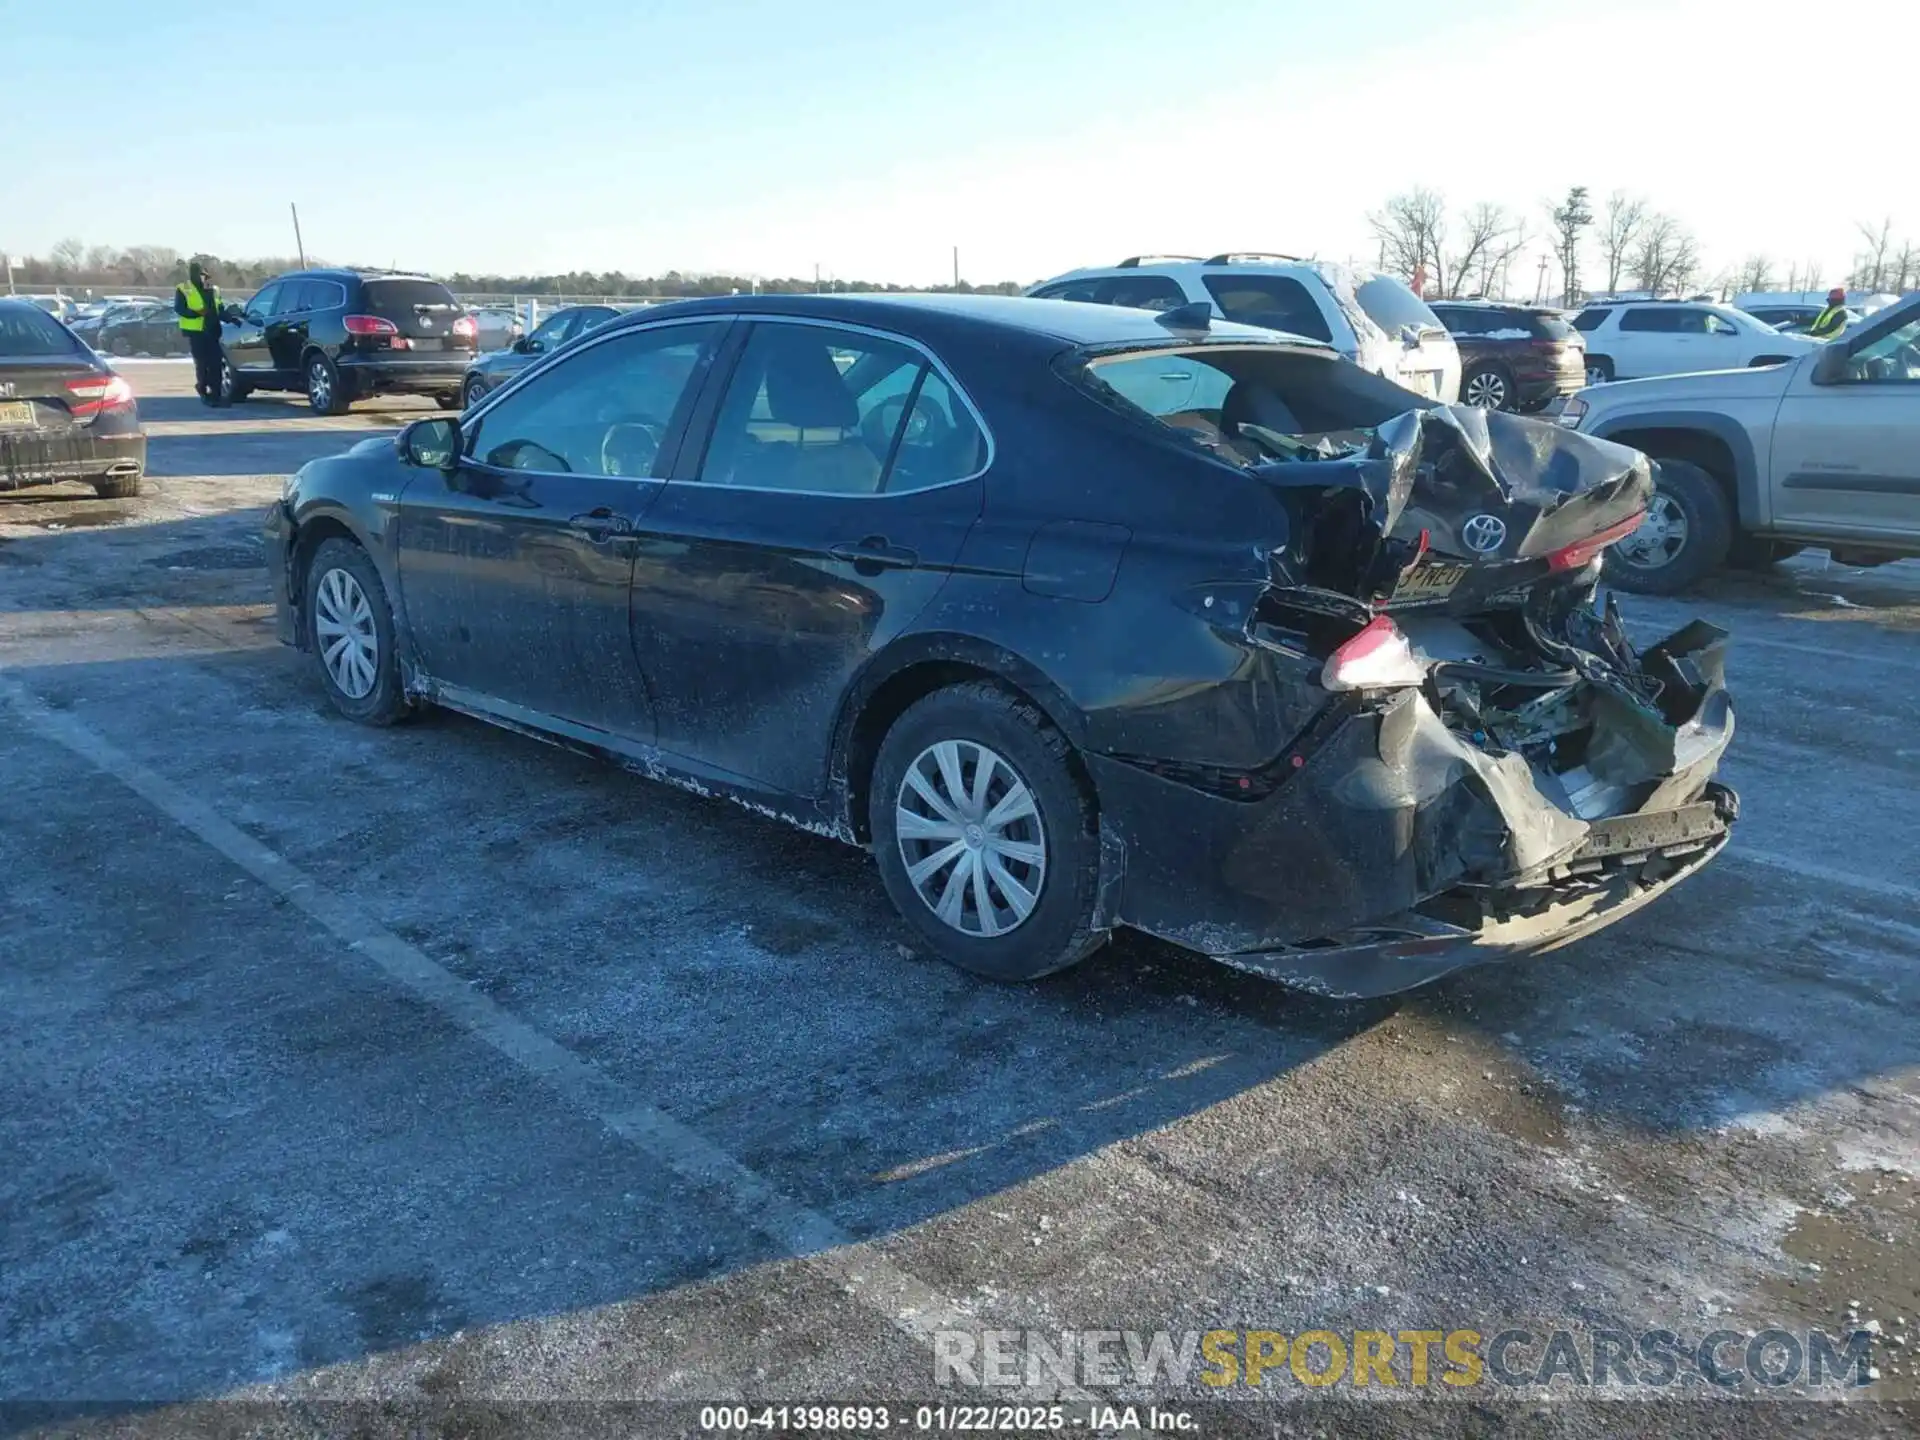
1090,621,1736,998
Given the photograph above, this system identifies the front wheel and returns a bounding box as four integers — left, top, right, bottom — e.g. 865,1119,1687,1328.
869,682,1105,982
305,354,350,416
461,375,488,409
218,354,249,403
1462,364,1513,411
1603,458,1733,595
304,538,410,724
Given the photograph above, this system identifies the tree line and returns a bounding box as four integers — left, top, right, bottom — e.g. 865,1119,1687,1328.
1,240,1025,298
1367,188,1918,306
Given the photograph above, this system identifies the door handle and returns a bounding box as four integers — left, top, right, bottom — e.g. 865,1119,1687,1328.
568,508,632,541
829,536,918,570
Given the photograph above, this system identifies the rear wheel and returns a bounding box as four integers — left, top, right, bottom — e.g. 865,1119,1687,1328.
869,682,1105,982
108,337,131,357
1462,363,1513,411
304,538,410,724
305,353,350,415
91,472,143,499
1603,458,1733,595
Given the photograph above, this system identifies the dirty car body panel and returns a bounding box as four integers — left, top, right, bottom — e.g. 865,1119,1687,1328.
268,294,1735,996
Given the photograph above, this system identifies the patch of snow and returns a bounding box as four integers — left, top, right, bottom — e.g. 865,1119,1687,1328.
1482,328,1533,341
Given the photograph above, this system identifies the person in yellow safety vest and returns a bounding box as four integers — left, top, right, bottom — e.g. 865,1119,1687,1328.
1808,287,1850,341
174,260,227,406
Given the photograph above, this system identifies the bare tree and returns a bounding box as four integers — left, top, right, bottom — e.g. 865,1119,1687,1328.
1600,192,1648,295
1546,185,1593,307
1893,243,1920,295
1368,188,1448,297
49,238,85,278
1447,202,1529,298
1735,256,1775,294
1629,214,1700,296
1852,217,1895,291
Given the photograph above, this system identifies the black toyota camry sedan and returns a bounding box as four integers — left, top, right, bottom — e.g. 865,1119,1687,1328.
1,299,146,498
265,293,1736,997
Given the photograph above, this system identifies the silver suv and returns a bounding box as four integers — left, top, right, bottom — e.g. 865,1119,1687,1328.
1028,254,1461,402
1561,293,1920,593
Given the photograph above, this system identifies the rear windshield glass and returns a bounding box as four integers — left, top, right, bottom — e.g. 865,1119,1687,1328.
361,279,461,321
1074,344,1420,467
1461,309,1575,340
1526,312,1577,340
1353,276,1445,335
0,305,79,356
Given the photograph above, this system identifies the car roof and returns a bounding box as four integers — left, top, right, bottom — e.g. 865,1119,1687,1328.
597,291,1310,349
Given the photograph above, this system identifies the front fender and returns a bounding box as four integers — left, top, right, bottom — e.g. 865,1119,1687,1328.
1588,408,1766,528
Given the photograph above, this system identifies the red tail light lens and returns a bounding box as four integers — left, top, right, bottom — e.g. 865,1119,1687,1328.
342,314,398,336
451,315,477,339
1547,511,1645,572
64,374,135,418
1322,615,1427,692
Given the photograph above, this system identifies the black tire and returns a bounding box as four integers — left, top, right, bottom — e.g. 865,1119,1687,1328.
435,392,461,410
1727,534,1805,569
305,352,350,416
218,353,250,403
1603,458,1733,595
1461,362,1515,411
91,472,143,499
303,538,410,725
108,337,131,357
1584,355,1615,387
869,681,1105,982
462,375,488,409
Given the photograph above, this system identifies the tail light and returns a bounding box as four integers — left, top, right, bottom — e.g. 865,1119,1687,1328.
64,374,135,418
1546,511,1645,572
451,315,477,341
342,314,398,336
1322,615,1426,692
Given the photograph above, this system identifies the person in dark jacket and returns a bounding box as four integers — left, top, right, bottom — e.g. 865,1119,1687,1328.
174,260,226,405
1808,288,1851,341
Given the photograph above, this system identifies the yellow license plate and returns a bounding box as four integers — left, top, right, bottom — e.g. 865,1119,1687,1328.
0,400,33,428
1390,560,1469,605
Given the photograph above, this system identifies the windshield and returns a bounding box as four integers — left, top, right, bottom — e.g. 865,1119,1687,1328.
0,305,81,356
1353,276,1446,336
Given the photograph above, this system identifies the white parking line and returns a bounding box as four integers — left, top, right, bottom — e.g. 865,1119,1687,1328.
0,674,1032,1390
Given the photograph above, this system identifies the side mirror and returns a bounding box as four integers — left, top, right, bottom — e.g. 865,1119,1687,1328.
397,416,461,469
1811,347,1850,386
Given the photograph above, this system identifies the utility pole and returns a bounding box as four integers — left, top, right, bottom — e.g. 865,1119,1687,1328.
1534,253,1550,305
952,245,959,289
814,262,821,293
290,203,307,269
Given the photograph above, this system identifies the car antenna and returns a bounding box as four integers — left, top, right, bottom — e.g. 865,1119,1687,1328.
1154,301,1212,333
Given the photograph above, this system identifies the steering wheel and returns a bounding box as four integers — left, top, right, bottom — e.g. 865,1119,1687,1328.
600,420,664,477
862,395,952,457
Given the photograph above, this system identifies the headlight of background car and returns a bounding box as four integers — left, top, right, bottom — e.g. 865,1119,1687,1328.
1557,397,1588,429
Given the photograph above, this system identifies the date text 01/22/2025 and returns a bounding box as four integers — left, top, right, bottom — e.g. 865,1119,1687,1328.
698,1403,1198,1432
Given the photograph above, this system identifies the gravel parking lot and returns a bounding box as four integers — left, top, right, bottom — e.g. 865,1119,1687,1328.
3,363,1918,1437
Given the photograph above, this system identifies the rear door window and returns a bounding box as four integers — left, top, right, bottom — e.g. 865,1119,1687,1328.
1432,307,1486,335
0,305,80,356
1032,279,1103,303
1619,308,1682,333
1201,275,1334,342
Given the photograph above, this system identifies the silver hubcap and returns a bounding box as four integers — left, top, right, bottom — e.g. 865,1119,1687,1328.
895,740,1047,937
220,359,233,397
1465,371,1507,408
309,362,332,409
314,567,378,698
1615,491,1688,570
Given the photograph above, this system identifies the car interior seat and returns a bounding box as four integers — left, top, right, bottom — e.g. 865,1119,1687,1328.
720,333,881,494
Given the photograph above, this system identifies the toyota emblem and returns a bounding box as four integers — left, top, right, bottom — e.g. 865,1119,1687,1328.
1461,514,1508,554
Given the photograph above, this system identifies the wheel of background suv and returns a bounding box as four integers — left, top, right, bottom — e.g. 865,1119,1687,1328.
434,392,460,410
1584,355,1615,387
91,472,143,499
305,353,350,416
1462,363,1512,411
1603,458,1732,596
304,538,409,725
869,682,1104,982
218,353,249,403
462,375,488,409
108,337,131,357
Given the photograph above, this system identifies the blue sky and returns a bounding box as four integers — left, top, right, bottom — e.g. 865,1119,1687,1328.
2,0,1910,288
